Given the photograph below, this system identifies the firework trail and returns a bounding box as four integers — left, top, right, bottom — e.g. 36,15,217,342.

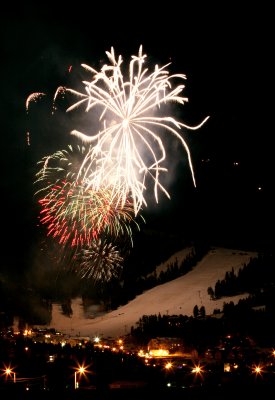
66,45,209,215
26,92,46,114
52,86,66,114
72,238,124,282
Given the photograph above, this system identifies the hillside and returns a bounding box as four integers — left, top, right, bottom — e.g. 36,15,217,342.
47,247,257,338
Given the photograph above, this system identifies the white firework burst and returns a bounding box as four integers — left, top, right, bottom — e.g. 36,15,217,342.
66,45,209,215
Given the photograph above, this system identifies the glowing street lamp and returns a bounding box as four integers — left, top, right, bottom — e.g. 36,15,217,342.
165,362,173,370
191,363,205,381
192,365,203,374
252,364,264,377
74,366,87,389
5,368,16,383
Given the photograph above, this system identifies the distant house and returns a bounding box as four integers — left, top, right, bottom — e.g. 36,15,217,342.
147,337,185,356
251,305,266,312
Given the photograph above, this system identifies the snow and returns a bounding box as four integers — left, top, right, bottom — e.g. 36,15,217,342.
48,247,257,339
151,246,195,277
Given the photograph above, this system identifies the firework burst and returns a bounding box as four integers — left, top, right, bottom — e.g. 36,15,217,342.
72,238,124,282
35,145,142,248
66,45,209,215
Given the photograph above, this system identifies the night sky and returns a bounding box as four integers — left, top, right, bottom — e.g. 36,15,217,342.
1,3,274,275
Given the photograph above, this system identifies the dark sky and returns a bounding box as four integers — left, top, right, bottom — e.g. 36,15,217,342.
1,2,274,273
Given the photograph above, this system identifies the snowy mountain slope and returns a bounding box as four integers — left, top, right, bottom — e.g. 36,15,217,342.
48,247,257,338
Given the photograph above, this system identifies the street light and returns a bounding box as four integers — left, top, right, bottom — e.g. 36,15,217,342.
5,368,16,383
74,366,86,389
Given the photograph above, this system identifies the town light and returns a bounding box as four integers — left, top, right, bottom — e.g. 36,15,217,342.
74,365,87,389
5,368,16,383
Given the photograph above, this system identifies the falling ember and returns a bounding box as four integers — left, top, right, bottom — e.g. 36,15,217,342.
26,132,30,146
52,86,67,114
26,92,46,113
